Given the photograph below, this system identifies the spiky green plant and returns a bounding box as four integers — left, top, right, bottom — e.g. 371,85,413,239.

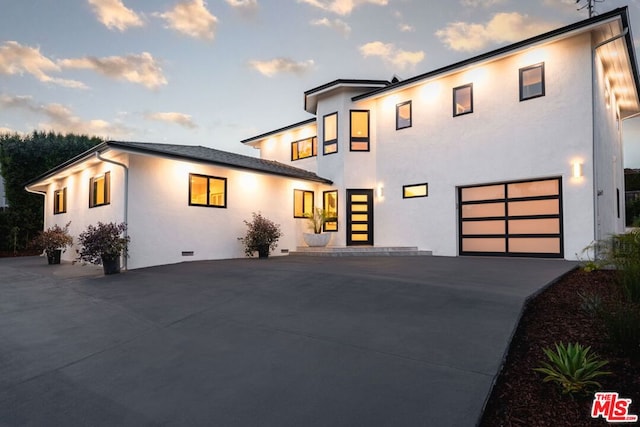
533,342,611,395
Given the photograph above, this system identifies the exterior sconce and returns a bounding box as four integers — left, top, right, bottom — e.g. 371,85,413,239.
377,184,384,198
572,161,583,178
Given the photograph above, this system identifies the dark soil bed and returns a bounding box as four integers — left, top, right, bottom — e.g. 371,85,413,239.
480,269,640,426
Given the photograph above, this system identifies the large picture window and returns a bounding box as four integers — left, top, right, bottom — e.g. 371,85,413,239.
350,110,369,151
294,189,314,218
323,112,338,155
323,190,338,232
54,188,67,214
189,173,227,208
89,172,110,208
291,136,317,161
520,63,545,101
453,84,473,116
396,101,412,130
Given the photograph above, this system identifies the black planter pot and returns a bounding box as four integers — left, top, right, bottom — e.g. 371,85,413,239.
46,249,62,265
101,255,121,275
257,245,270,259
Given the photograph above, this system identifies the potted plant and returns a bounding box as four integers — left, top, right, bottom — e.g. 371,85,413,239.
238,212,282,258
77,222,130,274
303,208,331,247
31,222,73,264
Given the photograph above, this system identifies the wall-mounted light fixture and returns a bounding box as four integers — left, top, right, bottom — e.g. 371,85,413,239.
572,161,583,178
377,184,384,198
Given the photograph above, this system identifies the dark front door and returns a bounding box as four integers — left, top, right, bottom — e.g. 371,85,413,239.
347,189,374,246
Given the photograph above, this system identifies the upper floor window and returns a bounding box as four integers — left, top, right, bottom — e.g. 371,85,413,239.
189,173,226,208
294,189,314,218
89,172,110,208
403,183,428,199
520,63,545,101
350,110,370,151
453,84,473,116
54,188,67,214
291,136,317,161
396,101,412,130
323,112,338,155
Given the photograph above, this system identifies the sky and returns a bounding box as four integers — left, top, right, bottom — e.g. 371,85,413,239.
2,0,640,166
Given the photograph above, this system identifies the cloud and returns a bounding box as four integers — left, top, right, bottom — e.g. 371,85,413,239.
248,58,315,77
59,52,167,89
310,18,351,37
297,0,387,16
359,41,424,70
155,0,218,40
435,12,557,52
461,0,507,7
87,0,144,31
399,24,414,32
0,127,22,135
0,94,129,137
225,0,258,16
145,112,197,128
0,41,87,89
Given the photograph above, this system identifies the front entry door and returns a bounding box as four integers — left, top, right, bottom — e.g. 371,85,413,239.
347,189,374,246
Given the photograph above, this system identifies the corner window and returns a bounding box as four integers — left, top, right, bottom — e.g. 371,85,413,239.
89,172,110,208
453,84,473,116
54,188,67,214
520,63,545,101
294,189,314,218
403,183,428,199
350,110,369,151
189,173,227,208
292,136,317,161
323,112,338,155
396,101,412,130
323,190,338,231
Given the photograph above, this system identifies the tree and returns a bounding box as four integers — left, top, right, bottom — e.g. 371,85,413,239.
0,131,102,253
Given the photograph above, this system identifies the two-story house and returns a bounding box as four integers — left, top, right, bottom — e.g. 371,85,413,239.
26,7,640,269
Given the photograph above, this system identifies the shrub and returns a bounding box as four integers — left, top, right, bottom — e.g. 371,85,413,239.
577,291,602,316
609,231,640,303
238,212,282,257
31,221,73,255
304,208,329,234
77,222,129,264
533,342,610,395
602,304,640,360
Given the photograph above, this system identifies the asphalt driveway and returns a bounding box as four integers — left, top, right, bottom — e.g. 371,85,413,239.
0,255,576,426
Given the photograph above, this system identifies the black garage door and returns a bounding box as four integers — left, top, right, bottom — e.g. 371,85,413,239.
458,177,563,257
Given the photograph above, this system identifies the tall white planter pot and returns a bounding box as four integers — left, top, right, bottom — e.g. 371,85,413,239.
303,233,331,247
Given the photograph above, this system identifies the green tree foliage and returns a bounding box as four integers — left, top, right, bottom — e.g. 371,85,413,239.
0,131,102,253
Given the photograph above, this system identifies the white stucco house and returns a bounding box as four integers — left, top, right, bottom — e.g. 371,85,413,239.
26,7,640,269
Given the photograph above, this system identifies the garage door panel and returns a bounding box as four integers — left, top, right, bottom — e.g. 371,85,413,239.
459,178,562,258
462,238,506,253
508,237,561,254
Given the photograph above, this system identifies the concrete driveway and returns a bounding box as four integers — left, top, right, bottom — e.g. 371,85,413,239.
0,255,576,426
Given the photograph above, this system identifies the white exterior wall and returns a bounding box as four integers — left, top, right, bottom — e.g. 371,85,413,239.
370,34,596,259
126,154,322,269
593,46,627,240
42,154,127,263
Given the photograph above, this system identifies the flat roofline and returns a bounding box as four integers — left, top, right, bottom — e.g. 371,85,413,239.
304,79,389,113
241,117,316,145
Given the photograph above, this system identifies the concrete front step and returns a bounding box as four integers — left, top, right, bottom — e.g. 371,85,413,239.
290,246,433,257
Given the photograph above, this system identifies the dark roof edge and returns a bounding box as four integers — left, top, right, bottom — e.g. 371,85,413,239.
24,142,109,187
353,7,630,102
241,117,316,145
304,79,390,96
620,9,640,112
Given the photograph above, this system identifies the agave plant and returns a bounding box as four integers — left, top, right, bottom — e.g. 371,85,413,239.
533,342,611,395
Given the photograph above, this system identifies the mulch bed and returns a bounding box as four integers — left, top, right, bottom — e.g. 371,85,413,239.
480,269,640,426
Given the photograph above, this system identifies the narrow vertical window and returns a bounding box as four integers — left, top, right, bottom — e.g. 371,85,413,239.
89,172,110,208
617,188,621,219
323,112,338,155
323,190,338,231
294,189,314,218
291,136,317,161
453,84,473,116
189,173,227,208
396,101,411,130
519,63,545,101
350,110,369,151
54,188,67,214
